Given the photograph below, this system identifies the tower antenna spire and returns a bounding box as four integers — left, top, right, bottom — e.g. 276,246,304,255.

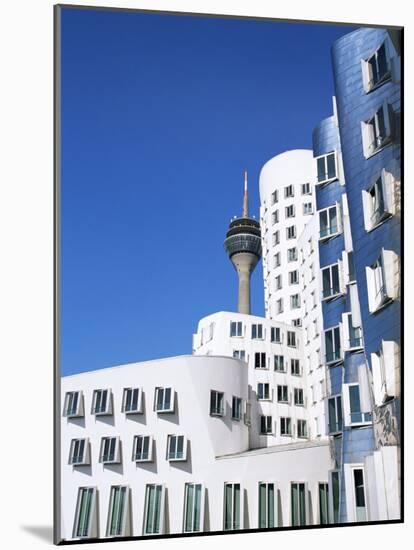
243,170,249,218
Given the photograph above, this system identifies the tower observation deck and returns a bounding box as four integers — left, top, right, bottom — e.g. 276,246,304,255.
224,172,262,315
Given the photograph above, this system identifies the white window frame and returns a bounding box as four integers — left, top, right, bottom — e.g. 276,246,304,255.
271,326,281,343
280,416,292,436
321,262,342,301
272,210,279,225
91,388,112,416
143,484,166,535
287,247,298,262
251,323,264,339
285,204,295,218
271,190,278,205
319,204,341,241
274,354,285,372
223,482,243,530
303,202,313,215
133,435,153,462
254,351,267,369
289,270,299,285
361,41,391,93
290,482,309,526
361,102,394,159
257,382,271,401
343,383,373,427
183,483,205,533
316,151,338,185
99,436,121,464
243,401,251,426
72,487,97,539
287,331,297,348
341,312,363,351
277,384,289,404
371,340,398,406
328,394,343,434
63,390,84,418
154,386,175,413
260,415,274,435
291,358,301,376
167,434,187,461
294,388,304,406
301,182,311,195
210,390,224,416
297,419,308,438
276,298,284,314
122,387,143,414
232,396,242,421
275,274,282,291
69,438,90,466
324,325,342,365
284,184,294,198
106,485,130,537
258,482,276,529
272,231,280,246
365,248,398,313
233,349,246,362
230,321,243,337
362,169,395,231
286,225,296,240
344,465,368,523
290,294,300,309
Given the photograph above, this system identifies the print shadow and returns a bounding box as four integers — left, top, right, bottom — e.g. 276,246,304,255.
204,488,210,531
124,392,147,425
95,414,115,427
20,525,53,543
73,464,93,477
277,489,283,527
103,445,124,475
164,487,170,535
243,489,250,529
169,440,192,474
156,392,180,425
67,417,86,428
308,489,314,524
136,440,158,474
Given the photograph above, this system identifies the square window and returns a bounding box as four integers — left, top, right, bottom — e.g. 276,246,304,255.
63,391,84,418
155,387,174,413
233,349,246,361
69,438,89,465
319,205,340,240
303,202,313,215
316,152,337,185
257,382,271,401
252,324,263,339
167,434,187,461
133,435,153,462
210,390,224,416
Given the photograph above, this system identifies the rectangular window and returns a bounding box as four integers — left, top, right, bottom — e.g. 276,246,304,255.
183,483,203,533
348,385,372,425
155,387,174,413
319,483,329,525
144,484,164,535
133,435,153,462
251,324,263,339
167,434,187,461
73,487,96,538
272,210,279,225
328,395,343,433
224,483,241,530
290,294,300,309
64,391,83,418
274,355,285,372
363,43,390,91
291,358,300,376
276,298,284,313
99,437,120,464
210,390,224,416
69,438,89,466
285,204,295,218
292,318,302,327
291,483,306,526
233,349,246,361
301,183,311,195
287,331,297,347
294,388,304,406
316,152,337,185
286,225,296,239
348,251,356,283
322,263,341,299
106,486,128,537
257,383,270,401
122,387,142,414
92,389,111,416
232,396,242,420
271,190,278,205
303,202,313,215
287,247,298,262
371,340,398,406
272,231,280,246
244,401,252,426
277,385,288,403
361,103,393,157
289,270,299,285
284,184,294,198
366,250,397,312
297,420,307,438
275,274,282,290
353,468,367,521
258,482,275,528
325,326,341,364
368,176,388,228
230,321,243,337
254,352,267,369
347,314,363,349
280,417,292,436
331,471,340,523
319,205,339,239
271,326,281,343
260,415,273,434
274,252,281,267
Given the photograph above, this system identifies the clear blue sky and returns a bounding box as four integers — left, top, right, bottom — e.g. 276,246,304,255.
60,7,355,376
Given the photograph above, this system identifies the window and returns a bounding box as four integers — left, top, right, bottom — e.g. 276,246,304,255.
286,225,296,239
230,321,243,337
316,152,337,185
322,263,341,300
284,184,294,198
292,318,302,327
232,396,242,420
260,415,273,434
297,420,308,438
183,483,203,533
291,483,307,526
280,417,292,436
254,352,267,369
371,340,398,406
272,231,280,246
291,359,300,376
303,202,313,215
271,326,281,343
319,483,329,525
328,395,343,433
276,298,283,314
251,324,263,339
210,390,224,416
331,471,340,523
294,388,304,406
289,270,299,285
348,251,356,283
319,205,339,240
99,437,120,464
287,331,297,347
361,103,394,158
92,389,112,416
366,249,397,312
275,275,282,290
257,383,270,401
274,355,285,372
144,484,165,534
258,482,275,528
274,252,281,267
106,486,129,537
362,170,394,231
133,435,153,462
122,387,142,414
287,247,298,262
325,326,341,364
348,385,372,425
167,434,187,461
154,387,174,413
362,43,390,92
353,468,367,521
301,183,311,195
244,401,252,426
272,210,279,225
290,294,300,309
73,487,97,538
224,483,241,530
277,385,288,403
343,313,363,349
63,391,83,418
271,190,278,205
285,204,295,218
69,438,89,466
233,349,246,361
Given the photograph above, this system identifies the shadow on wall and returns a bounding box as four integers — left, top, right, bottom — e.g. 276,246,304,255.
157,392,180,425
204,488,210,531
136,440,158,473
164,487,170,535
169,440,192,474
73,463,93,477
277,489,283,527
308,489,314,525
67,416,86,428
20,525,53,543
243,489,250,529
125,392,147,425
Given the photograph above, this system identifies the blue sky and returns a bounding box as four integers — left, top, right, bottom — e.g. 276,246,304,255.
60,7,355,376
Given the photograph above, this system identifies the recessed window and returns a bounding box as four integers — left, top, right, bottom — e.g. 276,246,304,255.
63,391,84,418
210,390,224,416
271,326,281,343
331,472,340,524
275,275,282,290
106,486,129,537
224,483,241,530
294,388,304,406
352,468,367,521
233,349,246,361
167,434,187,461
122,387,143,414
301,183,311,195
322,263,341,300
144,484,165,535
254,352,267,369
366,249,397,313
277,385,288,403
274,252,281,268
133,435,153,462
272,231,280,246
319,205,339,240
274,355,285,372
285,204,295,218
361,103,394,158
291,482,307,526
183,483,204,533
73,487,97,539
284,184,294,198
287,331,297,347
348,385,372,425
325,326,341,364
272,210,279,225
289,270,299,285
287,247,298,262
260,415,273,434
290,294,301,309
99,436,121,464
258,482,275,528
328,395,343,433
280,417,292,436
286,225,296,240
271,190,278,205
92,389,112,416
251,324,263,339
362,170,394,231
230,321,243,337
297,419,308,438
303,202,313,215
362,43,390,92
316,152,337,185
154,387,174,413
231,396,242,420
319,483,329,525
257,382,271,401
291,359,301,376
292,318,302,327
276,298,284,314
69,438,89,466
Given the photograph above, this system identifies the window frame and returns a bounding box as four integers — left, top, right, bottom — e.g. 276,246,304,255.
361,102,394,159
63,390,84,418
230,321,243,337
231,396,242,421
183,483,205,533
294,388,304,406
319,204,340,241
91,388,112,416
251,323,264,340
122,387,143,414
324,325,342,365
274,354,285,372
280,416,292,436
210,389,224,417
328,394,343,434
223,482,242,530
361,42,391,93
315,151,338,185
106,485,129,537
297,419,308,438
69,438,90,466
99,436,121,465
321,262,342,301
166,434,187,461
143,484,166,535
277,384,289,404
291,482,308,526
133,435,153,462
260,415,274,435
72,487,97,539
258,482,276,529
287,331,297,348
154,386,175,413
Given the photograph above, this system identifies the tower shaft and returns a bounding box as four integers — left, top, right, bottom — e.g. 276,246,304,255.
232,252,259,314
